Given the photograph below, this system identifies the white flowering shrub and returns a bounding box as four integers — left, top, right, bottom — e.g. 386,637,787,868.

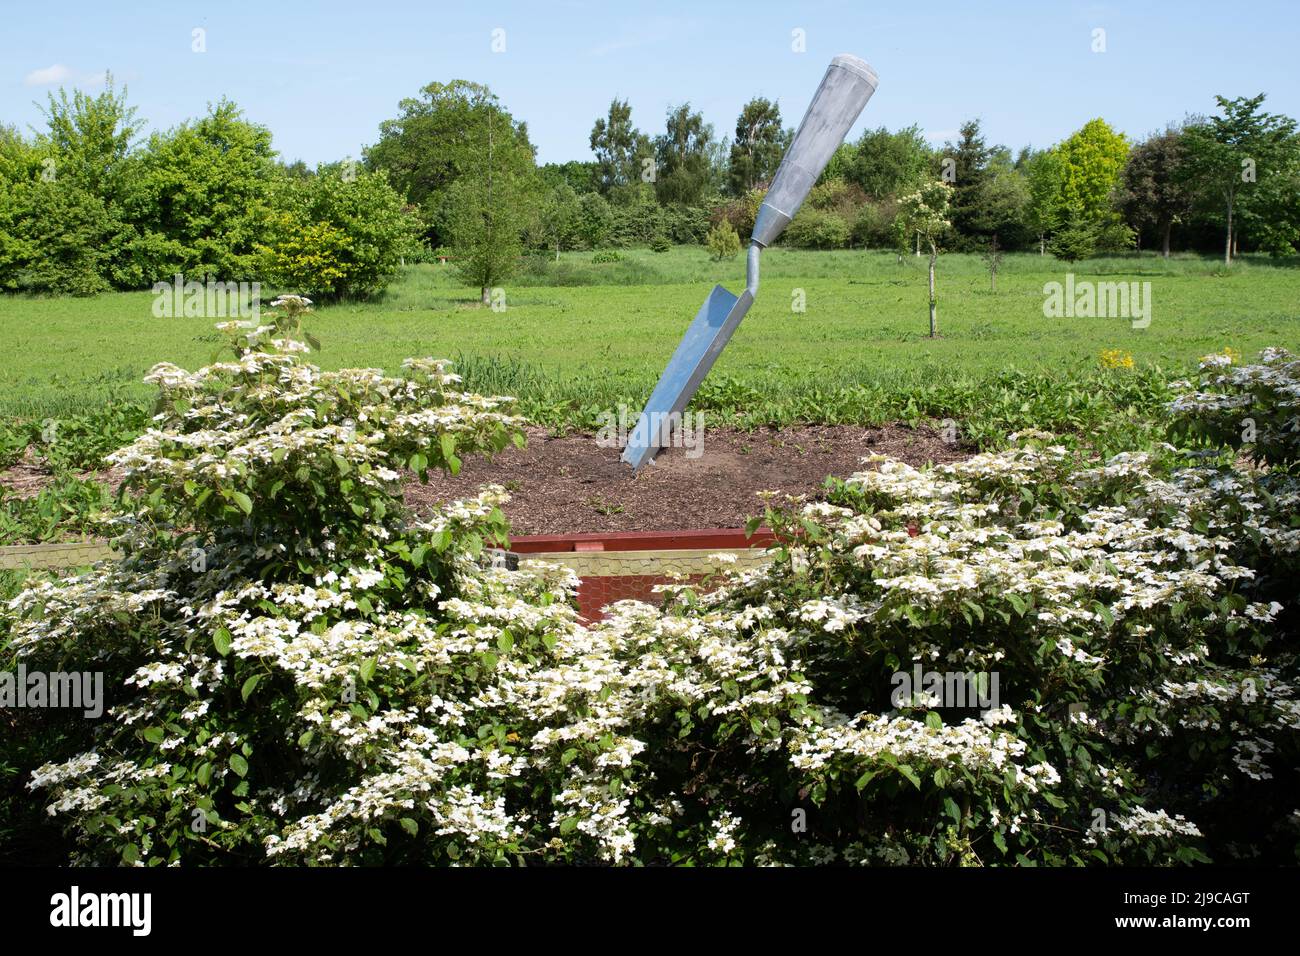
596,433,1299,864
6,326,1298,866
1169,347,1300,466
7,311,620,864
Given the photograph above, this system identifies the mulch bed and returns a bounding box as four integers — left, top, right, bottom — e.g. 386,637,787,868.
1,424,970,536
0,449,126,499
404,423,968,535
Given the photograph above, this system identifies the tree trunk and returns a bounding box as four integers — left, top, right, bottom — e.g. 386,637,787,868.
1162,220,1172,258
915,231,920,257
1039,235,1045,256
1225,198,1234,266
481,286,491,306
927,247,937,337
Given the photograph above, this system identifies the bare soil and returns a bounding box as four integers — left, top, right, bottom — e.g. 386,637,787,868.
2,424,970,535
404,423,968,535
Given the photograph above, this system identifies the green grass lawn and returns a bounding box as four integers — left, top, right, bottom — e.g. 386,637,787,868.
2,247,1297,450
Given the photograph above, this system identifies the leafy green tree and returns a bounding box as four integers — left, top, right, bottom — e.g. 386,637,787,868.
819,143,855,184
259,164,419,300
1238,137,1300,256
895,179,953,337
1051,119,1132,253
0,164,119,295
1181,94,1298,264
589,99,652,203
1022,147,1065,255
967,149,1029,249
130,100,277,282
35,75,142,202
278,158,313,180
1118,127,1193,256
847,125,931,200
538,161,598,194
366,80,534,245
531,183,582,259
442,103,538,304
1057,118,1129,222
728,98,787,195
574,192,614,249
653,103,714,207
607,184,666,246
0,76,142,293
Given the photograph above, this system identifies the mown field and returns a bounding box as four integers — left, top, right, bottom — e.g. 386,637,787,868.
2,247,1298,452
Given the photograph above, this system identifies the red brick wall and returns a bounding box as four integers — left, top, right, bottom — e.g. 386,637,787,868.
576,573,709,622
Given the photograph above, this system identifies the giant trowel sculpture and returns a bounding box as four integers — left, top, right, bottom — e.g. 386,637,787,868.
622,54,879,470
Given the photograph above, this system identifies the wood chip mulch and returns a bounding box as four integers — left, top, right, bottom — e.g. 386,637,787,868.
1,424,971,536
404,423,969,535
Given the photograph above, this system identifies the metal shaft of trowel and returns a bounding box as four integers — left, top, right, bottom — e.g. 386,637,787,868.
621,54,878,471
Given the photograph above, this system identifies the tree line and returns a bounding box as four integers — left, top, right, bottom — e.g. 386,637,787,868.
2,76,1297,300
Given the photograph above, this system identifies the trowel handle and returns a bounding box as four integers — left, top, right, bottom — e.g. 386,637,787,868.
750,54,879,248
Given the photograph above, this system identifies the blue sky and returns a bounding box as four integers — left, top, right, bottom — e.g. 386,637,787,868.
2,0,1297,165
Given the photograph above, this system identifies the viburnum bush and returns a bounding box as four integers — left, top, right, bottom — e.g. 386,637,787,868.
1169,346,1300,466
629,430,1298,864
7,342,1298,865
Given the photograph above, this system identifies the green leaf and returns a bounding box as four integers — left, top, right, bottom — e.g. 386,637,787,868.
359,657,377,683
228,754,249,778
240,674,262,702
409,452,428,473
854,768,881,791
895,763,922,790
213,626,232,656
399,817,419,837
229,490,253,515
142,727,165,745
943,796,962,824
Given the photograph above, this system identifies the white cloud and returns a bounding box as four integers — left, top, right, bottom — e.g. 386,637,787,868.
22,64,108,88
24,64,71,86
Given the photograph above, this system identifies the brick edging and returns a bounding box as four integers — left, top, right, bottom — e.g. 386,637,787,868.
0,540,117,570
